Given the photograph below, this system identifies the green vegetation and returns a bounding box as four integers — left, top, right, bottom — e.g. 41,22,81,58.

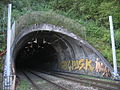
79,74,118,82
0,0,120,72
18,80,33,90
15,11,85,38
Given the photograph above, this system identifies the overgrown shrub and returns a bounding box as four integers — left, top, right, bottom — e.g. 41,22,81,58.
115,29,120,49
98,1,120,28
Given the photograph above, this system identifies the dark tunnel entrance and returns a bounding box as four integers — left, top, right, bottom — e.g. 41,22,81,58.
15,42,58,70
14,31,76,72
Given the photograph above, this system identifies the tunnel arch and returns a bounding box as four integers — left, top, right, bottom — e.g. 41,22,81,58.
13,24,82,70
10,11,114,78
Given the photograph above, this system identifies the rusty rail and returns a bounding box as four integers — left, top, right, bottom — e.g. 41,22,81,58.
51,72,120,90
38,70,120,90
22,71,40,90
29,71,68,90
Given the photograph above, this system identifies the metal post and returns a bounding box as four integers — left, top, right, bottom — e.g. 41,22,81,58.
4,4,12,89
11,21,15,46
109,16,119,77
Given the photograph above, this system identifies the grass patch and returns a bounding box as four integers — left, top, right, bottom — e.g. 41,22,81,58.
15,11,85,38
79,74,119,82
18,80,34,90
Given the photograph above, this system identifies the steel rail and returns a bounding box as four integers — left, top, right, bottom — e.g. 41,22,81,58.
53,70,120,81
54,72,120,87
22,71,40,90
38,70,119,90
51,72,119,90
29,71,68,90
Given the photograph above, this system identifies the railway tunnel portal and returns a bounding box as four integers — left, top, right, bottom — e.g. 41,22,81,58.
11,11,114,78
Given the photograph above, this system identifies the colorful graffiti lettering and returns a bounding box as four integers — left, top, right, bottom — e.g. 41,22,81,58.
59,59,94,71
59,58,111,77
95,58,111,77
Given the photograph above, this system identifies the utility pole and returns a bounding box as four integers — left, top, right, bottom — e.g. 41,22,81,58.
3,4,12,90
109,16,119,77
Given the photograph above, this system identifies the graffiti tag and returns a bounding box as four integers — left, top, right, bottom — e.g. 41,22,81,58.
59,59,94,71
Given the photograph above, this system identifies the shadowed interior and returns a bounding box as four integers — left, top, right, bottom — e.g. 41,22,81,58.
15,31,77,71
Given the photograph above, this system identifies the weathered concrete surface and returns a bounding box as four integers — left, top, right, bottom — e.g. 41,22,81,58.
11,24,114,78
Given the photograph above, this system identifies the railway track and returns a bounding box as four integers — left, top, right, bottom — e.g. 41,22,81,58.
22,71,69,90
22,72,40,90
55,72,120,85
47,71,120,90
18,70,120,90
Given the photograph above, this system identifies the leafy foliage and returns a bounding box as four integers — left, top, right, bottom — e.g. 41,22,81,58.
15,11,85,39
98,1,120,28
115,29,120,49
